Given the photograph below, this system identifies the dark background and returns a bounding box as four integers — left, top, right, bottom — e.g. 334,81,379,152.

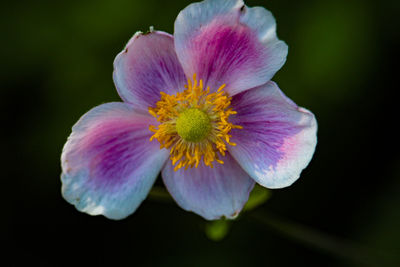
5,0,399,266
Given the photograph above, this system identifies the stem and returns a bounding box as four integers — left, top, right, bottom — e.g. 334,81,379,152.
148,187,399,266
249,211,398,267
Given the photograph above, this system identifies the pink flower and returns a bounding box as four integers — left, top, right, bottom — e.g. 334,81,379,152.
61,0,317,220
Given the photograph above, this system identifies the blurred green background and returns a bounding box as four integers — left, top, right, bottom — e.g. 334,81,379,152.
5,0,399,266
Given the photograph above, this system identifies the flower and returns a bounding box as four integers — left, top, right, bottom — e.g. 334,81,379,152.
61,0,317,220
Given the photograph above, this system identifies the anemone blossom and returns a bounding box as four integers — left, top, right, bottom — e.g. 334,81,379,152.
61,0,317,220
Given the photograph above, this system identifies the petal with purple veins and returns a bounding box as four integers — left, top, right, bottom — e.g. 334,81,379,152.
113,31,187,111
174,0,287,96
61,102,169,219
228,82,317,188
162,153,255,220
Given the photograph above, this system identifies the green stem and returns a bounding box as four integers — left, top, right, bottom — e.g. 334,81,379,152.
249,211,398,267
148,187,398,266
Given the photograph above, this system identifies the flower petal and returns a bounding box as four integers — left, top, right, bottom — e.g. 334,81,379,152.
174,0,287,95
162,153,255,220
113,31,187,111
61,102,169,219
228,82,317,188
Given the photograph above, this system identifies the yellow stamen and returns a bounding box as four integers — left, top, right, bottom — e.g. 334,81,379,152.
148,74,242,171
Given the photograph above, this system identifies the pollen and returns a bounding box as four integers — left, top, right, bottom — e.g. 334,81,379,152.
148,74,242,171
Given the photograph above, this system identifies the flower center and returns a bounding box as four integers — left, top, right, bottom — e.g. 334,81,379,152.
176,108,211,142
148,74,242,171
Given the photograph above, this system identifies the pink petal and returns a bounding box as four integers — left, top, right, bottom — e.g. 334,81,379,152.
61,102,169,219
174,0,287,95
162,153,255,220
113,31,187,111
228,82,317,188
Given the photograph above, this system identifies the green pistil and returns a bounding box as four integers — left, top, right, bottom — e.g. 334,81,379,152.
176,108,211,142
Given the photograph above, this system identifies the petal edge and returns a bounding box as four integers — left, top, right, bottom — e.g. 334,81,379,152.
228,82,317,188
61,102,169,219
174,0,288,96
162,153,255,220
113,31,186,111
